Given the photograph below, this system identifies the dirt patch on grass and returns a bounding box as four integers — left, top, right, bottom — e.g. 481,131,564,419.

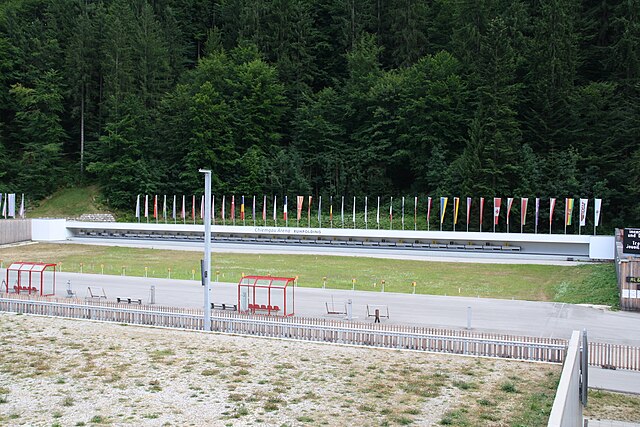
0,313,559,426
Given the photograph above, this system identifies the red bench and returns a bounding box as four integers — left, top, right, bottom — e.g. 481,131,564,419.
249,304,280,314
14,285,38,294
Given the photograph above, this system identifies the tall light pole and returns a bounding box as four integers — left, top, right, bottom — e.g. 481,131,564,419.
199,169,212,331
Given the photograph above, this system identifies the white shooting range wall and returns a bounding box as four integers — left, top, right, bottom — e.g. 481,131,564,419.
31,219,615,260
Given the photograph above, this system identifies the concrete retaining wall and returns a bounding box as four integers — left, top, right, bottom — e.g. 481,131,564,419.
548,331,583,427
0,220,31,245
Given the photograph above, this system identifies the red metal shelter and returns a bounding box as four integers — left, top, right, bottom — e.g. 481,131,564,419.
237,275,295,316
5,262,56,296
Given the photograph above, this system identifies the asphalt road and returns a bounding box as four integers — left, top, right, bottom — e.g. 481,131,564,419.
16,270,634,347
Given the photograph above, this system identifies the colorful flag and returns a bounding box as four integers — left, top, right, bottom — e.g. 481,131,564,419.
579,199,588,227
318,196,322,224
283,195,288,221
594,199,602,226
549,198,556,225
308,196,312,225
144,195,149,218
389,197,393,221
212,195,215,224
521,198,528,226
453,197,460,225
182,195,186,220
330,196,334,222
19,194,24,218
297,196,304,221
565,198,574,226
341,196,344,224
135,195,140,219
231,195,236,222
414,196,417,227
252,196,256,223
273,195,277,222
192,195,196,221
493,198,501,225
240,195,245,221
506,198,514,224
535,198,540,232
427,197,432,229
200,195,204,219
163,195,167,221
440,197,448,224
153,195,158,219
401,196,405,228
221,195,225,222
352,196,356,224
365,196,368,225
1,193,5,218
479,197,485,226
173,195,177,220
466,197,472,225
7,194,15,217
376,196,380,225
263,195,267,222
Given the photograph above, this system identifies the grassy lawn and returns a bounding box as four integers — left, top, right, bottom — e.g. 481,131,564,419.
0,243,619,305
28,185,113,218
585,390,640,422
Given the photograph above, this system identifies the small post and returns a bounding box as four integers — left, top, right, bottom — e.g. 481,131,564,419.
167,267,171,279
581,329,589,406
346,299,353,321
412,281,416,295
466,306,472,330
149,285,156,305
215,270,220,283
351,278,356,291
58,262,62,272
121,265,126,276
381,279,385,293
192,269,195,280
323,276,327,290
80,262,83,274
145,266,148,278
100,264,104,275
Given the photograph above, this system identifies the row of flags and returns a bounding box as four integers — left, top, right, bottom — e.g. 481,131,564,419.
0,194,25,219
135,195,604,234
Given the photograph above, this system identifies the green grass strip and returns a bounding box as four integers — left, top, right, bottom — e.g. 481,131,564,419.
0,243,618,305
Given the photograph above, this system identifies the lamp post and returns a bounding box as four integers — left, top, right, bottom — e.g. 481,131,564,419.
200,169,212,331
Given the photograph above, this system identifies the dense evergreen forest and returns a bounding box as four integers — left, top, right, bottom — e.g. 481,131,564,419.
0,0,638,228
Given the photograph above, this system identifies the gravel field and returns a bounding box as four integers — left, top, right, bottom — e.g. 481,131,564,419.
0,313,559,426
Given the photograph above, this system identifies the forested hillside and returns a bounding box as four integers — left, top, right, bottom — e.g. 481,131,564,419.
0,0,638,227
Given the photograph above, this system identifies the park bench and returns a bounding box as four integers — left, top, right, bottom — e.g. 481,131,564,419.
249,303,280,314
211,302,237,311
86,287,107,300
325,301,347,315
116,297,142,304
14,285,38,294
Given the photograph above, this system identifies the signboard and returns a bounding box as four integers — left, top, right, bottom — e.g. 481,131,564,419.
627,277,640,283
623,228,640,254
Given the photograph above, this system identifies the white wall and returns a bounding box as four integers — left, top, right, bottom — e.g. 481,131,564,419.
548,331,583,427
31,219,68,241
589,236,615,260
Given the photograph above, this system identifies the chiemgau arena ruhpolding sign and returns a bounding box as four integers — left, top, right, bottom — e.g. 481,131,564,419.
623,228,640,255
